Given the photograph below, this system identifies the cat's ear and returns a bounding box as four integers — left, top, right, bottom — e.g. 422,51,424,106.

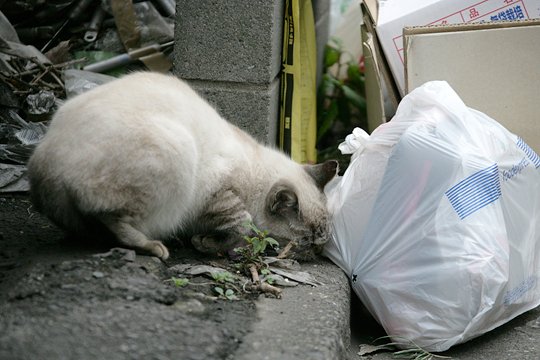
303,160,338,190
267,182,299,216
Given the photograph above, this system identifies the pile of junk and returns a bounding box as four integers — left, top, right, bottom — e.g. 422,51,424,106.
0,0,175,192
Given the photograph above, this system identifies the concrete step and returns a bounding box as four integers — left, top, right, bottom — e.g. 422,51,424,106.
233,259,353,360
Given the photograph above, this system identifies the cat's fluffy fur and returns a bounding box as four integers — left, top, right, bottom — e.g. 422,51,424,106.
28,72,337,260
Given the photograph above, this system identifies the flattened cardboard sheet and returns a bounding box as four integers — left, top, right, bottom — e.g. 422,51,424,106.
405,20,540,153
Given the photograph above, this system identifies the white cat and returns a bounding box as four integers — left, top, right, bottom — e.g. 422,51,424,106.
28,72,337,260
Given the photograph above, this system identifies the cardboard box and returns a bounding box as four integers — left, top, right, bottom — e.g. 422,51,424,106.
361,0,540,152
360,0,400,130
361,1,398,130
404,20,540,153
363,0,540,96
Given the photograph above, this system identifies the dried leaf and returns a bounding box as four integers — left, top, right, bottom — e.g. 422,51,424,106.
269,267,323,287
169,264,228,277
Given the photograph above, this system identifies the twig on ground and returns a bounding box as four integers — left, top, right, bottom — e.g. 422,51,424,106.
249,264,282,298
16,58,86,77
276,241,295,259
0,51,79,99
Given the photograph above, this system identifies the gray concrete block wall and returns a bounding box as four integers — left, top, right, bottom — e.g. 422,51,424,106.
187,79,281,144
173,0,284,84
173,0,329,146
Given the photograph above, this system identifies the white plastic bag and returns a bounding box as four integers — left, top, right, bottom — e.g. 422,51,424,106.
325,81,540,352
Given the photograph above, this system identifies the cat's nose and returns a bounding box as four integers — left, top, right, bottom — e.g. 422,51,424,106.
313,244,325,254
312,228,330,246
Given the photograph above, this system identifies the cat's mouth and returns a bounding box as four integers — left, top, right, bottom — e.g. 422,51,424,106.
289,247,321,261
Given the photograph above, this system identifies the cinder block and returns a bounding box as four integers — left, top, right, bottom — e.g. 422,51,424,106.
173,0,284,84
187,79,281,145
173,0,329,148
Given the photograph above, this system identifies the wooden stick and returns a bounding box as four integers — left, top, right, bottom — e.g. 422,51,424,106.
248,264,282,298
277,241,295,259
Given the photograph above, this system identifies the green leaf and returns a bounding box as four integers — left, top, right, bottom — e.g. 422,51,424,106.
212,271,236,283
340,84,366,111
317,100,338,142
214,287,224,296
324,45,341,68
318,73,337,97
264,237,279,248
171,277,189,287
328,75,343,87
253,238,266,255
243,221,259,234
225,289,238,300
233,246,244,254
347,62,360,79
346,62,365,91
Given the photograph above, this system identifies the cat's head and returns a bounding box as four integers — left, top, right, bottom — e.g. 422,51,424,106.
259,160,338,260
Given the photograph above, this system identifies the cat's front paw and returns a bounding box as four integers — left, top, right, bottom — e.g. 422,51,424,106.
191,235,218,254
148,240,169,260
191,234,243,256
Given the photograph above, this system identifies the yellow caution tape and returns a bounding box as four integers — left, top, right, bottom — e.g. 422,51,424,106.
279,0,317,164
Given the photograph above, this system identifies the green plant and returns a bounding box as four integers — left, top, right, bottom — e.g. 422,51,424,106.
317,37,368,172
212,271,237,284
260,268,275,285
212,272,240,300
168,273,240,300
211,271,237,284
170,277,190,287
214,286,238,301
234,222,280,268
233,222,283,298
166,227,283,299
168,223,283,299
